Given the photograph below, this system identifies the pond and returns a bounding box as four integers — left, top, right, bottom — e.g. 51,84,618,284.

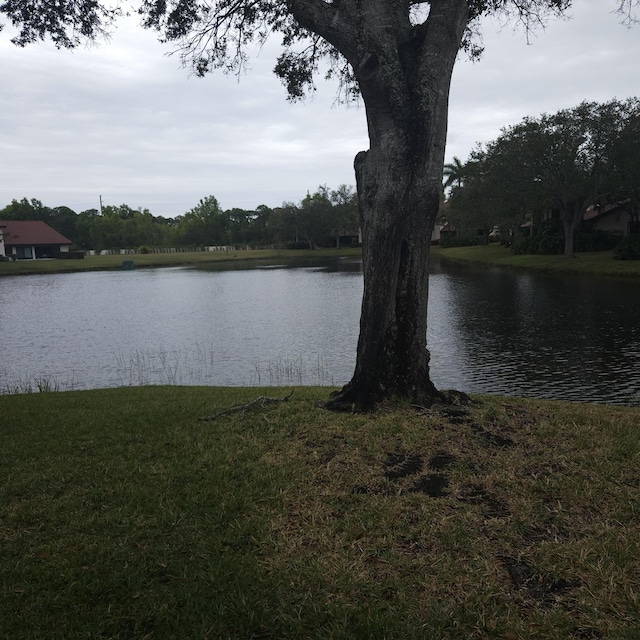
1,255,639,405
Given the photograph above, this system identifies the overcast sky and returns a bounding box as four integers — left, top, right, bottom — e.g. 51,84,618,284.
1,0,639,217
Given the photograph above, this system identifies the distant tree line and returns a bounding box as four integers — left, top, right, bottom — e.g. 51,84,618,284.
0,185,359,252
443,98,640,258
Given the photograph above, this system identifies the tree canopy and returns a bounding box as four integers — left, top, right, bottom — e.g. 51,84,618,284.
2,2,637,98
447,98,640,256
0,185,359,251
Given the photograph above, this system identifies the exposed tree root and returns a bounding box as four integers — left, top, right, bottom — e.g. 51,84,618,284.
319,382,473,414
199,390,293,421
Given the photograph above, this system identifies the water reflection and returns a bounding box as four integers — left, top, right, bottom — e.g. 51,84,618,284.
1,255,638,405
428,257,640,404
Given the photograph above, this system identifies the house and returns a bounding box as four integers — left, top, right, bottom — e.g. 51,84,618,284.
431,221,457,244
432,201,457,244
0,220,73,259
583,200,639,237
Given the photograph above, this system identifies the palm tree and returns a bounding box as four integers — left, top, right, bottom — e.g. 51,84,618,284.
443,156,465,193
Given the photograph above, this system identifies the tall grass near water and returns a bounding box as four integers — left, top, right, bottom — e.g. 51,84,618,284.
2,344,337,394
112,345,336,387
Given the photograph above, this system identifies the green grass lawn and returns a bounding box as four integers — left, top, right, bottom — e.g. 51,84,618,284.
435,244,640,278
0,248,362,277
2,386,639,638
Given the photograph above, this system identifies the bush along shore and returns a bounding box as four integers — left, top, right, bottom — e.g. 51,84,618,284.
2,386,639,639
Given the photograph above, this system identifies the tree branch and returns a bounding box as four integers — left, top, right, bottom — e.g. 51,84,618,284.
287,0,354,56
615,0,640,25
199,390,294,421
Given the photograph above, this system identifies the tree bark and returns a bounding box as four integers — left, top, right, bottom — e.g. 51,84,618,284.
325,150,444,410
562,216,576,258
317,0,469,411
561,204,586,258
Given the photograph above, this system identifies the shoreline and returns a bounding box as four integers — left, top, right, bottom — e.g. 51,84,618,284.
433,243,640,279
0,247,363,277
5,243,640,279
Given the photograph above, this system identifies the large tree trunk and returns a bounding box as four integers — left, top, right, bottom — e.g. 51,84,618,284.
322,2,468,411
325,147,444,410
561,204,585,258
562,216,576,258
290,0,469,411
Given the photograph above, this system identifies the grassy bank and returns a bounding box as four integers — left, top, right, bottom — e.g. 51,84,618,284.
6,244,639,279
0,248,362,277
435,244,640,278
2,386,639,638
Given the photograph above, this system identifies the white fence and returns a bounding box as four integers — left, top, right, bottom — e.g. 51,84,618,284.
97,246,242,256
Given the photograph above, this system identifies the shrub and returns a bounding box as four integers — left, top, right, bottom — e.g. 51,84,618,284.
614,235,640,260
284,241,313,250
575,229,621,252
138,245,151,254
511,219,563,255
440,234,488,248
55,251,84,259
511,237,533,255
514,221,622,256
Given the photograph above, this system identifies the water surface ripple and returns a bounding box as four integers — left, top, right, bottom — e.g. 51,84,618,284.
1,256,638,405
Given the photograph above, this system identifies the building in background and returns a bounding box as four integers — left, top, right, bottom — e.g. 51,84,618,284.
0,220,72,259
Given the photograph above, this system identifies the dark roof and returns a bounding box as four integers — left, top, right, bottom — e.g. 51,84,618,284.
583,199,633,222
0,220,72,246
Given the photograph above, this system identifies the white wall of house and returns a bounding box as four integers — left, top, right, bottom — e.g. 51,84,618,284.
0,231,5,257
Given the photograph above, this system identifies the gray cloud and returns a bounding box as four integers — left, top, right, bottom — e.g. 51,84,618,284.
1,0,638,216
